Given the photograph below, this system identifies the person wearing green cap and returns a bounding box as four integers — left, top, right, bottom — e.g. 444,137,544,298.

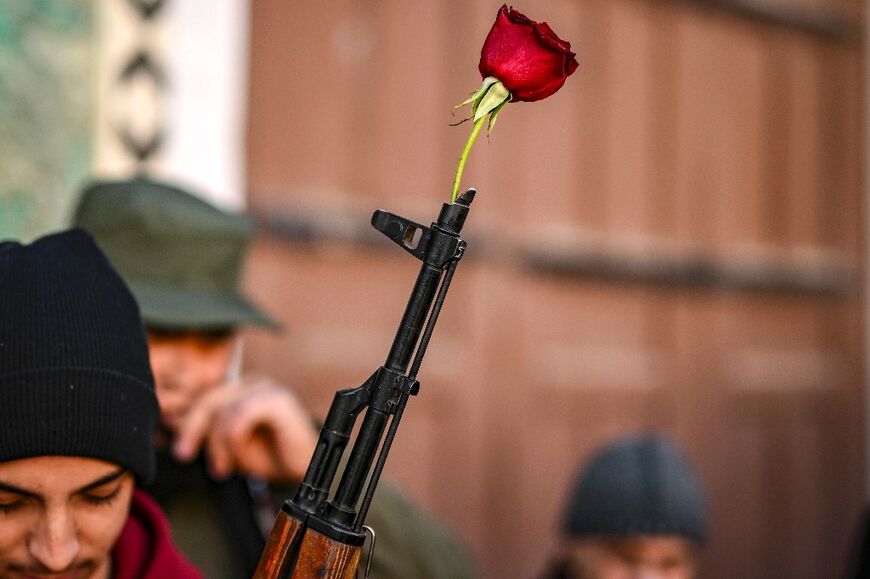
73,177,475,579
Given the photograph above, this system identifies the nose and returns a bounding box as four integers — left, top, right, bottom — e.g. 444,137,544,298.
28,506,80,572
152,347,182,389
152,346,198,394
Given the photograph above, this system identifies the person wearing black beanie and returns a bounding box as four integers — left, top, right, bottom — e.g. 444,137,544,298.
0,229,201,579
541,435,708,579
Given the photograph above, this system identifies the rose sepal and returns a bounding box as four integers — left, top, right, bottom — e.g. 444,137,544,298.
455,76,499,112
455,76,512,136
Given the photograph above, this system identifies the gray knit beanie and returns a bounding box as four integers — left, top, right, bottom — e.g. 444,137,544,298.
563,435,708,543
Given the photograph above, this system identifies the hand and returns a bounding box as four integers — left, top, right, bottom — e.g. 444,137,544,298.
171,376,318,483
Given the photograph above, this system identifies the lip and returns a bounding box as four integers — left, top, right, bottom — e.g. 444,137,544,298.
12,570,90,579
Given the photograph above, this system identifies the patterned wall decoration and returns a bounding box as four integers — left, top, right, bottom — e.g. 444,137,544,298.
0,1,95,241
109,0,166,166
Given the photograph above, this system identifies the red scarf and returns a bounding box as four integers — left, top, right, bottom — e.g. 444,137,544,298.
112,489,202,579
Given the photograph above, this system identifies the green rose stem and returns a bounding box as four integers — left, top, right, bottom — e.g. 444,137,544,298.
451,116,486,203
450,77,511,203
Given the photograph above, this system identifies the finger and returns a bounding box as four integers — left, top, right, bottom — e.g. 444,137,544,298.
224,394,317,482
206,410,235,479
222,401,279,477
172,386,246,462
219,393,306,480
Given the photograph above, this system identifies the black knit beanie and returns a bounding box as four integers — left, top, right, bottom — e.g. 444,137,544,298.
563,435,708,543
0,228,159,482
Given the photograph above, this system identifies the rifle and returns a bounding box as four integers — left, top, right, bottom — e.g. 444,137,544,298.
254,189,475,578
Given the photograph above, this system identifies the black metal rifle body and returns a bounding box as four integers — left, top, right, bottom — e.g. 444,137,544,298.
253,189,474,578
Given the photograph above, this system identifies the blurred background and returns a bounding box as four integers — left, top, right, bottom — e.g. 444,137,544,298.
0,0,865,577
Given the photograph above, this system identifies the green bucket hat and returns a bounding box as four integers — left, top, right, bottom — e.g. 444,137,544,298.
73,177,279,331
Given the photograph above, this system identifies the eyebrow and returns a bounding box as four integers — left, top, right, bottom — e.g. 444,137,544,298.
0,467,127,498
76,467,127,493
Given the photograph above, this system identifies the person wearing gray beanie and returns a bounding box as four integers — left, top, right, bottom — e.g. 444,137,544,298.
0,229,200,579
542,435,708,579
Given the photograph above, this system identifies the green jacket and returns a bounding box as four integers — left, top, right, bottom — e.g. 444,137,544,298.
358,481,475,578
148,452,475,579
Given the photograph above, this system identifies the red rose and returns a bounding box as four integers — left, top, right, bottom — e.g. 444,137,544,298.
450,4,579,201
478,4,579,102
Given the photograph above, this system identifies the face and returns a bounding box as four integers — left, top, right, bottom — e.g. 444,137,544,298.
146,330,237,434
566,536,698,579
0,456,134,579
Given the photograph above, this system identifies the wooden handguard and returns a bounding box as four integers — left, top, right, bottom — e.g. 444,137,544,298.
254,511,362,579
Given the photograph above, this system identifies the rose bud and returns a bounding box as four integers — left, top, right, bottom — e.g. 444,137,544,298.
479,4,579,103
450,4,579,202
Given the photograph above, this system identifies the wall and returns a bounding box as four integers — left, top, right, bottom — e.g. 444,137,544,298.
244,1,866,577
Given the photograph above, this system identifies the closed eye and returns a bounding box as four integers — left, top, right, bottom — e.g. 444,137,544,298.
80,482,123,506
0,491,27,514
